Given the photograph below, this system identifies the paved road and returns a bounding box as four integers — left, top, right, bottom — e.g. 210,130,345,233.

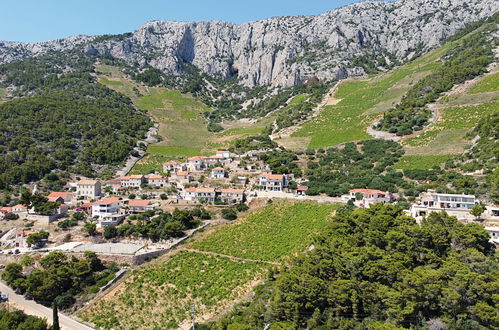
0,281,94,330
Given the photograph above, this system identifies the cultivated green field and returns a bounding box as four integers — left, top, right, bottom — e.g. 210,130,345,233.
291,52,443,149
404,102,499,150
394,155,453,170
82,252,268,329
81,202,336,328
469,72,499,94
191,202,337,262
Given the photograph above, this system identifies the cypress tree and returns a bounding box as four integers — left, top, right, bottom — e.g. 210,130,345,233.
52,300,60,330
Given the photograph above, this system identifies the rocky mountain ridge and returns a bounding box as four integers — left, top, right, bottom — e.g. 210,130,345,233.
1,0,497,87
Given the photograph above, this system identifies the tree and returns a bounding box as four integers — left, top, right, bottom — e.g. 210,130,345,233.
470,204,486,220
160,193,168,200
222,208,237,220
103,225,118,239
26,231,49,246
52,301,60,330
83,222,97,236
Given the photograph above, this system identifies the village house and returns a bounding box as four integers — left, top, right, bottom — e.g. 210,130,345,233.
145,174,168,188
12,204,28,214
14,229,40,248
216,150,231,159
76,180,102,200
91,197,125,226
295,186,309,196
127,200,156,213
105,179,123,193
171,171,192,184
409,191,478,222
258,174,288,191
341,189,391,207
211,167,227,179
219,189,245,203
186,156,208,171
163,160,186,173
47,192,75,205
183,187,217,203
120,175,145,188
0,207,13,219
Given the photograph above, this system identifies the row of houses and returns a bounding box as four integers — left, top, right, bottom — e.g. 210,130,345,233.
163,151,232,173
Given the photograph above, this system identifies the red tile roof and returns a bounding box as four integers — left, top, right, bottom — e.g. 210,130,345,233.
186,187,215,193
188,156,206,161
220,189,245,194
48,192,71,198
94,197,121,205
212,167,225,171
128,200,151,206
175,171,190,176
350,189,387,195
261,174,285,180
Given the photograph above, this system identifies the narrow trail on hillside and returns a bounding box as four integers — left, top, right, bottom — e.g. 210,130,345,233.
181,248,281,266
270,79,345,140
366,59,499,143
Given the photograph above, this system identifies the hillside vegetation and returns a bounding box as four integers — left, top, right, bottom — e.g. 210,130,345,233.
80,202,337,329
0,72,150,188
209,205,498,329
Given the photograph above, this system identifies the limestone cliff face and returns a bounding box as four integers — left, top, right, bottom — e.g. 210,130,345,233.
1,0,497,87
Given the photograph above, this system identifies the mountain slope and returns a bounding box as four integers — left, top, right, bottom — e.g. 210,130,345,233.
1,0,497,88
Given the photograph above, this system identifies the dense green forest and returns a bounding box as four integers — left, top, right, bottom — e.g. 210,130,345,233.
0,309,48,330
0,72,151,188
209,205,498,329
377,15,497,135
2,251,116,309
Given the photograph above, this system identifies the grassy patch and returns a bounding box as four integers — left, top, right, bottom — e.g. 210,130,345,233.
404,102,499,149
146,145,202,157
129,155,179,175
394,155,452,170
98,77,125,86
191,202,337,262
469,72,499,94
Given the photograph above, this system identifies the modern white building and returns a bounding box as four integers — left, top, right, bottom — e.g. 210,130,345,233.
409,191,478,222
258,174,288,191
91,197,124,226
120,175,145,188
219,189,245,203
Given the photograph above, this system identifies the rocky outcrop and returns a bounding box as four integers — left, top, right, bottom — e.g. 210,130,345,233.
1,0,497,87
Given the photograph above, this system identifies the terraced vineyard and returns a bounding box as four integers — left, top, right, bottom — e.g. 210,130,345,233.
191,202,337,261
289,43,448,149
80,202,337,329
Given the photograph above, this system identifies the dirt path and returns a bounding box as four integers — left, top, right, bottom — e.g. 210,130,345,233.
181,248,281,266
366,59,498,143
270,80,344,140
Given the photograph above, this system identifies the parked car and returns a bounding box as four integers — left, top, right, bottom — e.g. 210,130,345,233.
0,294,8,302
14,249,20,254
0,264,5,269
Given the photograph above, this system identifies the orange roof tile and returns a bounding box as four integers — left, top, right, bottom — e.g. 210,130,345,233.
350,189,387,195
220,189,245,194
187,156,206,161
78,179,98,185
261,174,284,180
212,167,225,171
128,200,151,206
175,171,190,176
48,192,71,198
186,187,215,193
94,197,121,205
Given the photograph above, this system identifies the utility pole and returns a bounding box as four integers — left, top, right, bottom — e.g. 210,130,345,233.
190,304,196,330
